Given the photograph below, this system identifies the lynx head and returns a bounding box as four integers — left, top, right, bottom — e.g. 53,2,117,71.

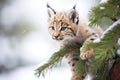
47,4,79,42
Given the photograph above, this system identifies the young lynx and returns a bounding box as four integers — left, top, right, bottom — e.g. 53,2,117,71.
47,4,102,80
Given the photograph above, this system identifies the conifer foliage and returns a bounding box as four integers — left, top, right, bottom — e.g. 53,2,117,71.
35,44,82,77
89,0,120,28
35,0,120,79
81,0,120,79
81,20,120,80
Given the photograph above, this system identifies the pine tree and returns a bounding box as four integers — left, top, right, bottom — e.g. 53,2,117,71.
35,0,120,80
83,0,120,79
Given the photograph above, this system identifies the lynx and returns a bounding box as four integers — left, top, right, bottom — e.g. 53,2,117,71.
47,4,103,80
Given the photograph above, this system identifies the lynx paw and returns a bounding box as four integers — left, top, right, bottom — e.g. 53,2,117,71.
80,48,94,60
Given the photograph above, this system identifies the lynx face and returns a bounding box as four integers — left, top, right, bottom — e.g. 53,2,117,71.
47,4,79,42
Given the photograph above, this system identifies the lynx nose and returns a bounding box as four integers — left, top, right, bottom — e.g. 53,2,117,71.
52,35,59,40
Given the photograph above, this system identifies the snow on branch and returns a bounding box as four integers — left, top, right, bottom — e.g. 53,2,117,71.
94,19,120,43
80,19,120,80
100,0,108,3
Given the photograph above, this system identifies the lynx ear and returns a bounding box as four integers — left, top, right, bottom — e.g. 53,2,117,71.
47,4,56,19
68,5,79,24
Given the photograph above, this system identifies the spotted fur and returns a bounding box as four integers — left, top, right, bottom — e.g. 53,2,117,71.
47,4,103,80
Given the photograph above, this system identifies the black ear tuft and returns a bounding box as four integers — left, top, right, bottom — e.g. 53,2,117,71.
47,3,50,8
73,4,76,9
47,3,56,20
47,3,56,14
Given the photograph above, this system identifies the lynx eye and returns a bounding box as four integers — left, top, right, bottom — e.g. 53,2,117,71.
60,26,67,31
51,26,55,30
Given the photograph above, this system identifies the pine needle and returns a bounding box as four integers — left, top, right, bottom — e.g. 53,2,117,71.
35,43,82,77
81,19,120,80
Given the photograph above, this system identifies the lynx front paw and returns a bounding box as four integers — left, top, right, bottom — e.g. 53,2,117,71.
80,48,94,60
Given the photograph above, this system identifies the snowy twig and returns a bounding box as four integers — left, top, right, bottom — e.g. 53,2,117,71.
94,19,120,43
100,0,108,3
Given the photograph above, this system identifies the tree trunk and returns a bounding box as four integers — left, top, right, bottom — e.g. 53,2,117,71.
108,61,120,80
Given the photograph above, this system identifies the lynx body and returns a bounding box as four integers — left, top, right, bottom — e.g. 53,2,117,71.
47,4,102,80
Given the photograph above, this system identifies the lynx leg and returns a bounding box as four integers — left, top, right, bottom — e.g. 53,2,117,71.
80,33,99,60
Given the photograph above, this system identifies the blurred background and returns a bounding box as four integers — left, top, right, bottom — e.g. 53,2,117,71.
0,0,102,80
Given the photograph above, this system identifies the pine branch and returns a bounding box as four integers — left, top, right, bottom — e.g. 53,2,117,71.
35,44,82,77
81,19,120,79
76,59,87,77
88,0,120,27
